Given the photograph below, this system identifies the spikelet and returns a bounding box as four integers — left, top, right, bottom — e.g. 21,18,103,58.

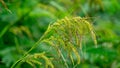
20,52,54,68
41,17,97,67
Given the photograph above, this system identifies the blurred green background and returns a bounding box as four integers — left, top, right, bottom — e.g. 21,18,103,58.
0,0,120,68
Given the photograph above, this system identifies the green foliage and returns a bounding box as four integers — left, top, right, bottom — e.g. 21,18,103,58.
0,0,120,68
0,0,11,13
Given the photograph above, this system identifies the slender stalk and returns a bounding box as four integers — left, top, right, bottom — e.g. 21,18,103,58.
11,28,48,68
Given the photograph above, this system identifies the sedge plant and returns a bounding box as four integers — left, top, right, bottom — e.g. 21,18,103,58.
11,17,97,68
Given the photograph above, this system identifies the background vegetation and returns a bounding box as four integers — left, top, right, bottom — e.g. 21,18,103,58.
0,0,120,68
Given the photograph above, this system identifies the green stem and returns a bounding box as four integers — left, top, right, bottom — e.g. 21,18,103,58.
11,33,46,68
